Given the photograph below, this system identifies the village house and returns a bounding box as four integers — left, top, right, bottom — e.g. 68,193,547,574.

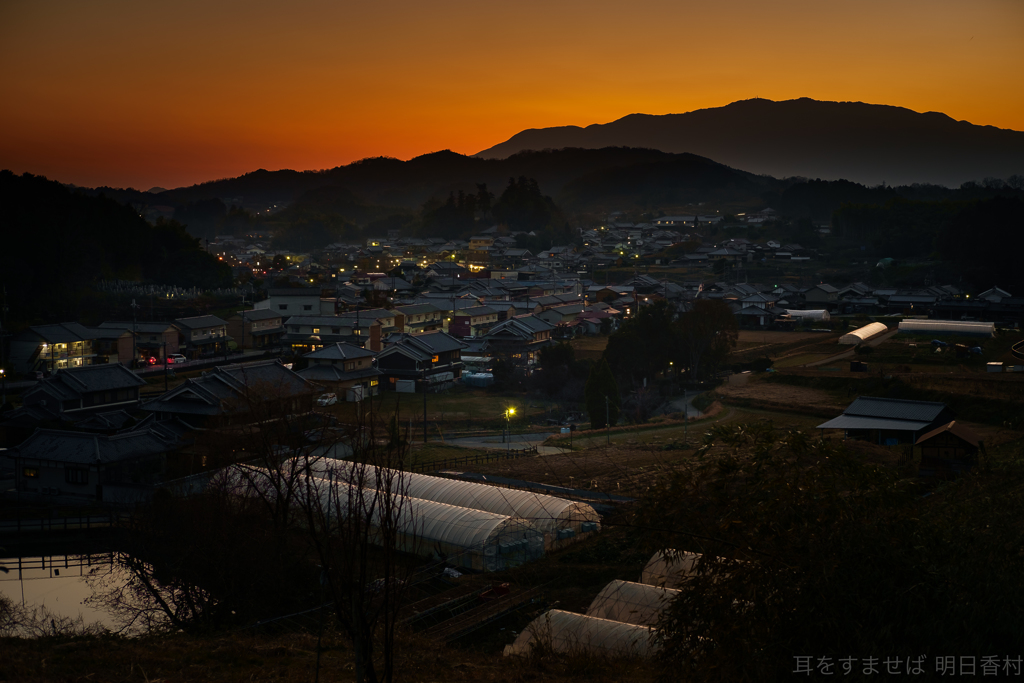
141,360,316,429
449,305,501,338
481,315,555,372
297,342,381,400
97,321,180,364
375,331,468,392
226,309,285,350
803,284,840,310
174,315,232,359
254,287,330,316
5,421,191,504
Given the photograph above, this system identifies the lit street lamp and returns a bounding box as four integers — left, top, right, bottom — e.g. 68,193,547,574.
505,407,516,452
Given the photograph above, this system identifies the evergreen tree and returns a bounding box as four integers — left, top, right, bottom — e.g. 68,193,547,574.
584,357,620,429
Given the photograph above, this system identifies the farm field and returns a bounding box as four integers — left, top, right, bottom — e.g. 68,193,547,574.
321,387,564,431
569,335,609,360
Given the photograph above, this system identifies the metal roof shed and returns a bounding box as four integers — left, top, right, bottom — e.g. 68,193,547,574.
504,610,658,658
816,396,953,445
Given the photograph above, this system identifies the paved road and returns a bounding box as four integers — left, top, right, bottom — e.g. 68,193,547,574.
663,390,704,419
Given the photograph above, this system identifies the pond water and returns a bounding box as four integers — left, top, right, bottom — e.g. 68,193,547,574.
0,552,134,634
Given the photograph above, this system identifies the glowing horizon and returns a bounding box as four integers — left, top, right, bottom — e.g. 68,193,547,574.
2,0,1022,190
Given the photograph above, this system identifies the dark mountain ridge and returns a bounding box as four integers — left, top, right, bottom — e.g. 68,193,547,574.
148,147,772,214
476,98,1024,187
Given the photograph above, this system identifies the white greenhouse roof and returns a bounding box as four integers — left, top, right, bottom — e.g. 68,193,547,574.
839,322,888,344
640,550,702,589
504,610,659,658
586,580,681,626
898,319,995,336
784,309,830,320
305,459,600,534
222,465,544,571
304,474,542,553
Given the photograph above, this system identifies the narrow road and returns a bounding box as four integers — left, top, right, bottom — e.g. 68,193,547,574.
445,432,564,455
662,390,704,419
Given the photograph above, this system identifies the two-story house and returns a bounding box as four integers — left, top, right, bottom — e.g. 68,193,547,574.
9,323,98,374
467,236,495,268
375,331,467,392
297,342,381,399
254,287,331,316
283,309,397,353
449,305,500,338
481,315,555,372
226,310,285,350
97,321,180,364
393,303,446,334
174,316,231,358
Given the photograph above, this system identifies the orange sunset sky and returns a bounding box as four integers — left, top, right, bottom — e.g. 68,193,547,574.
2,0,1022,190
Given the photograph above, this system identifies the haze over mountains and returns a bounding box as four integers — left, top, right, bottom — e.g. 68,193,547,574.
476,98,1024,188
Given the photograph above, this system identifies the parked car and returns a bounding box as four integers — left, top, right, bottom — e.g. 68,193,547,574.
166,354,187,364
316,392,338,406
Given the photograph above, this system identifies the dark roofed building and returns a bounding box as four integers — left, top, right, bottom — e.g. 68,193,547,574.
141,360,315,428
915,421,981,477
375,331,467,392
297,343,381,399
481,314,555,372
817,396,954,445
393,303,445,333
20,364,147,421
9,322,99,374
449,305,500,338
226,309,285,350
6,424,189,503
98,321,180,363
173,315,231,359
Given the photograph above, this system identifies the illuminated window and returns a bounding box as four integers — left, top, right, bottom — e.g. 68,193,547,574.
23,467,39,478
432,355,439,363
312,328,320,334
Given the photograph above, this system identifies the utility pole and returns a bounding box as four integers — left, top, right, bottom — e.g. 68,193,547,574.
422,362,427,444
130,299,140,370
605,395,610,445
163,341,168,392
1,285,8,407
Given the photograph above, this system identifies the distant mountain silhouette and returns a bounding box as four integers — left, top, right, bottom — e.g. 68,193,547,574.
476,98,1024,187
155,147,773,213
